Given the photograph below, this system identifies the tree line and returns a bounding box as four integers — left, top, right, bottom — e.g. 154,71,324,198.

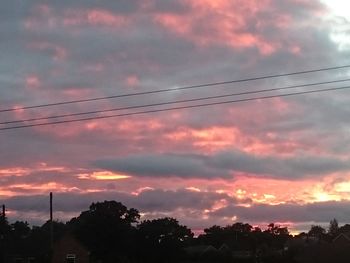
0,200,348,263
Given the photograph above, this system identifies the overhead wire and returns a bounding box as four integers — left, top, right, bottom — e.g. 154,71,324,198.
1,64,350,113
1,78,350,126
1,84,350,131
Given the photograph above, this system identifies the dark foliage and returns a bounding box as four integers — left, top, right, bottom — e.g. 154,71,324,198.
136,217,193,262
67,200,140,262
1,200,347,263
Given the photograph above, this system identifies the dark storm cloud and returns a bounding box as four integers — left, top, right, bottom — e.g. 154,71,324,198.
95,150,350,180
94,153,229,179
209,150,350,178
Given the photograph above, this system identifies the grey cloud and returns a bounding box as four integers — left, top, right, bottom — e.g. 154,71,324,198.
132,189,238,212
95,150,350,180
48,0,142,14
3,195,51,213
0,0,342,125
3,188,236,219
36,0,187,16
211,201,350,223
5,190,350,231
94,153,230,179
210,150,350,178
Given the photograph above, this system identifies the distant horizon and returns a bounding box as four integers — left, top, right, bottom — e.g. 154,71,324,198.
1,194,343,235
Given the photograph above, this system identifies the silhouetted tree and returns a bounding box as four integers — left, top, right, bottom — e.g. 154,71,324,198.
227,222,253,234
26,220,66,262
338,223,350,234
258,223,290,251
199,225,225,248
11,221,30,239
265,223,289,236
0,215,10,263
328,218,339,238
198,223,256,250
6,221,31,259
0,214,10,238
137,217,193,263
308,225,326,241
68,200,140,262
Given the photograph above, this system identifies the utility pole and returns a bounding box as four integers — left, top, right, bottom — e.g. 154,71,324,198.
1,205,4,219
50,192,53,250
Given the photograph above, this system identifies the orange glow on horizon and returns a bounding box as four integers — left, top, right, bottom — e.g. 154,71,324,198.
334,181,350,193
0,168,29,176
312,191,341,202
78,171,131,180
186,187,201,192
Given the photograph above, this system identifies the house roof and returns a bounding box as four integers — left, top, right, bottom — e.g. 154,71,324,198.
185,245,217,255
332,232,350,243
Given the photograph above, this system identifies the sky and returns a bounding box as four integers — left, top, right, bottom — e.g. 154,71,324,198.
1,0,350,234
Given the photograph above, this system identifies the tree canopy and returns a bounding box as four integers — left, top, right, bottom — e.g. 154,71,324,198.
67,200,140,262
2,200,348,263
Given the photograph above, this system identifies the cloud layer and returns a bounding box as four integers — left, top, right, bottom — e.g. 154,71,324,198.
95,150,350,179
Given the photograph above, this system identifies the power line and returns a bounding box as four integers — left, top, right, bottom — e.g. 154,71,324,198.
1,84,350,131
2,78,350,125
1,64,350,113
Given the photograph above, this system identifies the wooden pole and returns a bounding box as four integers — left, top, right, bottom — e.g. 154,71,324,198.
50,192,53,249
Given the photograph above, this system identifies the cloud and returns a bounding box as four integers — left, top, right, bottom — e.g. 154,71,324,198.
2,189,235,213
2,188,238,223
95,150,350,180
132,189,239,212
94,153,229,179
211,200,350,223
209,150,350,179
4,189,350,231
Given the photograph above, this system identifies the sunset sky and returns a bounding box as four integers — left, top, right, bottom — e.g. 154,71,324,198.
1,0,350,233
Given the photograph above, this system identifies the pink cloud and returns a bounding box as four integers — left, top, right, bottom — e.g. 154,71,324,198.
153,0,280,55
12,96,305,158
